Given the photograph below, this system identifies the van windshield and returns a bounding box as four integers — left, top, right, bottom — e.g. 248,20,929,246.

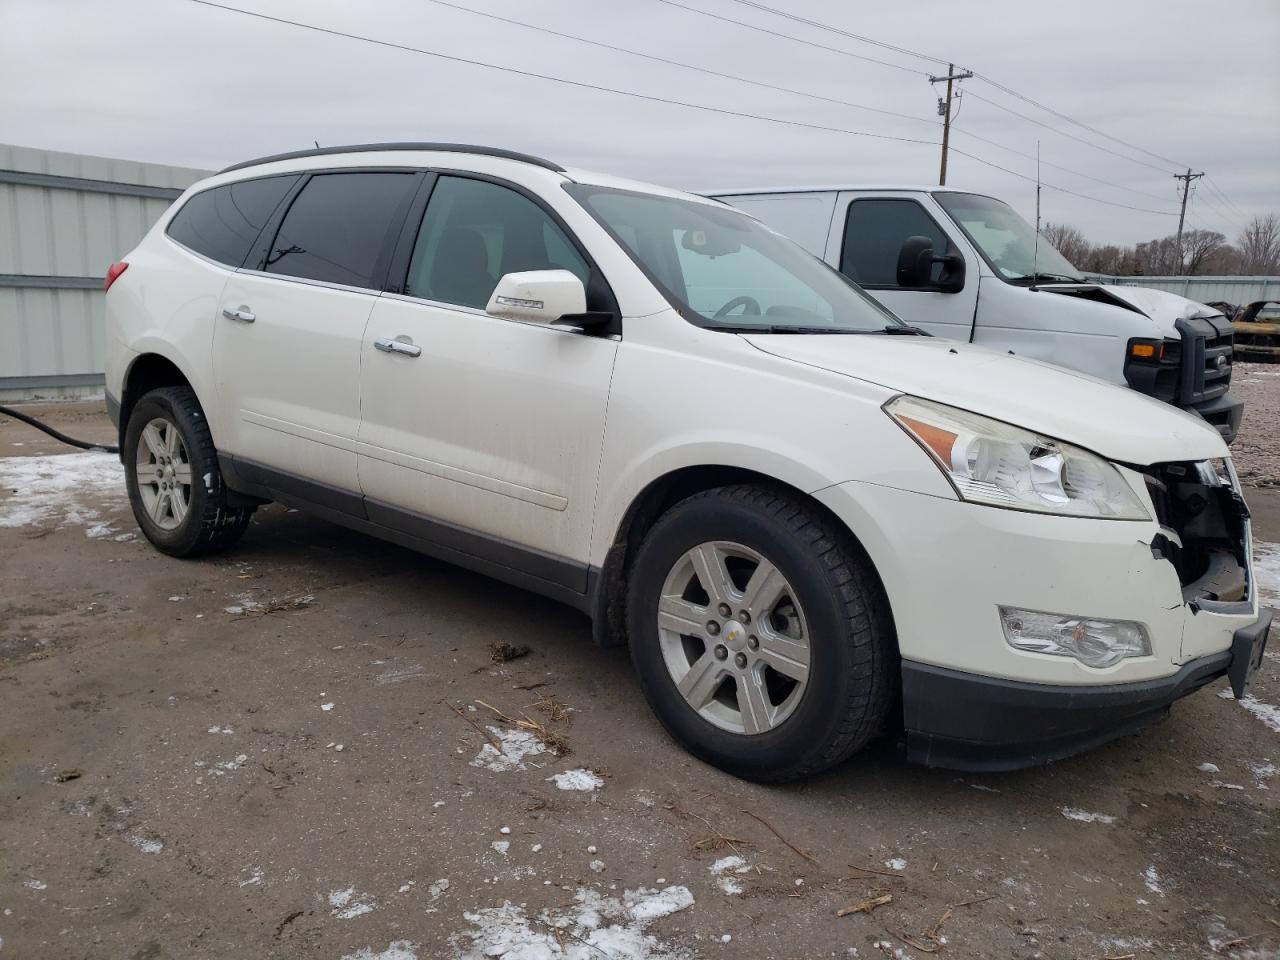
565,184,902,333
935,192,1085,284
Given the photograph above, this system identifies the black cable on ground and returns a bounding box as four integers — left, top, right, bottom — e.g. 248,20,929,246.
0,404,119,454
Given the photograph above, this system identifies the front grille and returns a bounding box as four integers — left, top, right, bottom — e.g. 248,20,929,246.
1175,316,1234,404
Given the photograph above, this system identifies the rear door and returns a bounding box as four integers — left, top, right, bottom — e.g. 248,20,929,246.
831,193,978,340
357,173,618,588
212,170,419,497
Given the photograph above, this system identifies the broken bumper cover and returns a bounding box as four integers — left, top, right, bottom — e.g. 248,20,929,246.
903,607,1271,771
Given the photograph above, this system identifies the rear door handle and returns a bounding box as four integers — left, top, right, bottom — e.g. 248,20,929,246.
374,337,422,358
222,306,256,323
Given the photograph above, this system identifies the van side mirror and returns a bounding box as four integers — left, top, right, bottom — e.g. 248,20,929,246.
485,270,587,325
896,236,965,293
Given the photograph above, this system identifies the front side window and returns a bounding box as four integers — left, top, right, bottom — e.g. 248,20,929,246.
935,192,1083,284
567,185,899,332
166,175,297,267
405,176,589,310
840,198,950,288
264,172,416,288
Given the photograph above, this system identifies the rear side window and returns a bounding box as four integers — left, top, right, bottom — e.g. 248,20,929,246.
840,198,950,287
265,172,417,288
166,176,297,267
405,176,588,310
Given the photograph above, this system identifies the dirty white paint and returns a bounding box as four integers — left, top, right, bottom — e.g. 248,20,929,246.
546,768,604,792
453,885,693,960
329,887,376,919
708,854,751,895
1061,807,1117,824
340,941,419,960
470,726,547,772
0,452,125,530
127,835,164,855
884,858,907,871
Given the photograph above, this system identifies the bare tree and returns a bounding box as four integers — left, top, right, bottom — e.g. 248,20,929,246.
1179,229,1228,275
1040,222,1091,266
1238,214,1280,274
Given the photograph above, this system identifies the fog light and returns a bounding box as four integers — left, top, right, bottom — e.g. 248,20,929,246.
999,607,1151,668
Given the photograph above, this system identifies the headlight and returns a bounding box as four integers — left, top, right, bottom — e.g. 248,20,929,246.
999,607,1151,668
885,395,1149,520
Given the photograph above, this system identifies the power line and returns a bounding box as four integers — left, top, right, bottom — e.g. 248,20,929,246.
1205,175,1250,222
182,0,1181,220
183,0,938,148
651,0,927,75
712,0,1188,176
417,0,938,128
721,0,950,67
425,0,1180,210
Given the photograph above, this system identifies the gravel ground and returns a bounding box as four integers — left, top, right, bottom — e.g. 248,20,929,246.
0,399,1277,960
1228,362,1280,488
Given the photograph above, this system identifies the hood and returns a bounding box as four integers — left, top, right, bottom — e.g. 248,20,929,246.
1039,283,1223,335
744,334,1228,465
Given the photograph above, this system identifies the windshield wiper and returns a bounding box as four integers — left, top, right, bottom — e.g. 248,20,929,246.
1008,272,1084,286
703,323,870,335
881,324,931,336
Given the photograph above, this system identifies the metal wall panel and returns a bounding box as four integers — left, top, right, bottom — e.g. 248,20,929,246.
0,142,209,398
1086,274,1279,306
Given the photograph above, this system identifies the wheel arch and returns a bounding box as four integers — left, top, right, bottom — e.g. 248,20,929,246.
118,351,203,455
589,463,897,654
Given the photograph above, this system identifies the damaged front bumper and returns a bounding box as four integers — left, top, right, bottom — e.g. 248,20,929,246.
814,457,1267,771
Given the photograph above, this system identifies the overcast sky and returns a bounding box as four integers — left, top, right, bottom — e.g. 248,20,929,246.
3,0,1277,246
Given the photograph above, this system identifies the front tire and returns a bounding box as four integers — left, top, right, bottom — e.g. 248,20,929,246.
626,484,896,782
123,386,250,557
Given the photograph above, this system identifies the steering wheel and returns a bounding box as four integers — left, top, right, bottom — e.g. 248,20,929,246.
712,296,762,320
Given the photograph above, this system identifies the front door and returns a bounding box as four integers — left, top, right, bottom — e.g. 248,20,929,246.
357,174,618,590
831,193,979,341
212,170,419,494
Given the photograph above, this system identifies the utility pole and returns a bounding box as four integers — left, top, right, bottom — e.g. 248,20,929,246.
1172,168,1205,275
930,63,973,185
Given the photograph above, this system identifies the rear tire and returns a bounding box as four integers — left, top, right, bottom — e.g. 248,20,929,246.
123,386,250,557
626,484,896,782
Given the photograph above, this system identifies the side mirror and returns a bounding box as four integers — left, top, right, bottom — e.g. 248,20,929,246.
896,236,965,293
485,270,587,325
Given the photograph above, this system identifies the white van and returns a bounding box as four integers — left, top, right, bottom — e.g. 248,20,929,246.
708,187,1243,443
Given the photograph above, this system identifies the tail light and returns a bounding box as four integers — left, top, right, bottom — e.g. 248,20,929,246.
104,261,129,292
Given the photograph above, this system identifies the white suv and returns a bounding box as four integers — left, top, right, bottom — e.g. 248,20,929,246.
103,143,1270,780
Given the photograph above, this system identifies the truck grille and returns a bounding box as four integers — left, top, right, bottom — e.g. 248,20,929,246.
1176,316,1234,404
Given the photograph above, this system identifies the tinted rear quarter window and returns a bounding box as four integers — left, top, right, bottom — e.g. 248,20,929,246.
265,172,417,288
840,198,949,287
166,175,298,267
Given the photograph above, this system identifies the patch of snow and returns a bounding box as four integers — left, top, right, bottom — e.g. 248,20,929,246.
340,941,418,960
321,702,334,712
1061,807,1117,824
0,452,125,530
428,878,450,900
329,886,376,919
207,725,233,735
873,941,913,960
1246,760,1278,788
1238,695,1280,734
239,866,263,887
375,664,427,686
1253,540,1280,608
453,884,693,960
128,836,164,855
23,879,47,891
470,726,547,772
492,841,510,855
215,754,249,771
1197,762,1220,773
884,858,907,871
709,855,751,895
548,768,604,792
1142,865,1165,896
1209,780,1245,790
589,859,606,873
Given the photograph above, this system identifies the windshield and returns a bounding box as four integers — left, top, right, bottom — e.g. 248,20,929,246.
565,184,901,332
935,192,1084,284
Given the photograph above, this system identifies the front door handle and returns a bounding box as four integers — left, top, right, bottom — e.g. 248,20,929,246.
374,337,422,358
222,306,256,323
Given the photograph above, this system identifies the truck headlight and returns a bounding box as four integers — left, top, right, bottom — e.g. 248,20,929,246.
999,607,1151,668
885,395,1149,520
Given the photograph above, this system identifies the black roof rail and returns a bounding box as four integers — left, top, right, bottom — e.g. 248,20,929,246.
219,142,566,175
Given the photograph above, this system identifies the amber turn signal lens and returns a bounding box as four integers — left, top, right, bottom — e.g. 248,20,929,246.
1129,342,1157,359
897,414,957,463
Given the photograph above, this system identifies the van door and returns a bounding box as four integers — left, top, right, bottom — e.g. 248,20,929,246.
831,193,978,340
357,174,617,592
212,170,419,498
